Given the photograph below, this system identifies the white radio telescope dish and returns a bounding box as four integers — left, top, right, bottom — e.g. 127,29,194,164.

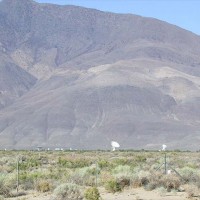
162,144,167,151
111,141,120,151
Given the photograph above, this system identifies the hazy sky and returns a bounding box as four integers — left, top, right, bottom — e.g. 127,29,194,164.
36,0,200,35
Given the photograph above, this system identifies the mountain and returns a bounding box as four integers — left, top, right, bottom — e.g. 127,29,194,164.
0,51,36,109
0,0,200,150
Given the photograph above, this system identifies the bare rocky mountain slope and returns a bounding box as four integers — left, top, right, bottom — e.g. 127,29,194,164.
0,0,200,150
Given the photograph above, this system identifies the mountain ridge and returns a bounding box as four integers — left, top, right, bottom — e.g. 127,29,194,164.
0,0,200,150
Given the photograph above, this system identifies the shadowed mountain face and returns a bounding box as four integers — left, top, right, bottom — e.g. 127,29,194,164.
0,0,200,150
0,53,36,109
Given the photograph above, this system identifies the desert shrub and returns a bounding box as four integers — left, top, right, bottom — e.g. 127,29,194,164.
84,187,100,200
160,175,181,192
0,157,10,165
0,185,11,197
187,162,198,169
134,155,147,163
117,177,130,188
8,191,26,198
21,180,34,190
185,184,199,198
113,159,128,166
19,173,35,190
132,177,142,188
112,165,134,188
179,167,200,185
19,170,53,191
19,158,41,170
3,173,17,191
143,173,181,192
98,159,111,169
48,167,71,181
112,165,132,178
0,163,13,173
105,180,122,193
144,172,162,191
157,187,167,196
113,158,137,168
137,170,151,186
131,170,151,188
53,183,83,200
70,166,99,186
99,171,113,186
145,180,158,191
35,180,52,192
0,174,12,197
58,157,91,168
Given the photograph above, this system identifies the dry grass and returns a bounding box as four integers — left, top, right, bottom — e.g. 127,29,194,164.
0,150,200,199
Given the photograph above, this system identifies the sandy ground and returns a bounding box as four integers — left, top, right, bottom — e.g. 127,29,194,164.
7,187,188,200
100,187,188,200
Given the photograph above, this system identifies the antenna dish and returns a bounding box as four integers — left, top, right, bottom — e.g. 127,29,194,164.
111,141,120,151
162,144,167,151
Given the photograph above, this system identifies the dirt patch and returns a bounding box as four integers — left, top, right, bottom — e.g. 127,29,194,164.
6,187,188,200
100,187,187,200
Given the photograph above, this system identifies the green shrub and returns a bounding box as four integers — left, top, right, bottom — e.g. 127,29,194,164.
112,165,132,177
18,173,35,190
3,173,17,191
105,180,122,193
0,174,12,197
112,165,133,186
84,187,100,200
54,183,83,200
113,159,128,166
58,157,91,168
135,155,147,163
98,159,111,169
99,171,113,186
19,158,41,170
70,166,99,186
179,167,200,184
36,180,52,192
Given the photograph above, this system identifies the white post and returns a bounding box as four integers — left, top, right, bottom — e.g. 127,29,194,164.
16,157,19,192
95,161,98,187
